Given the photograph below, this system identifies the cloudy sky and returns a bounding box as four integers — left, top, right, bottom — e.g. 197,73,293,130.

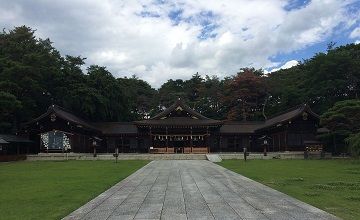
1,0,359,87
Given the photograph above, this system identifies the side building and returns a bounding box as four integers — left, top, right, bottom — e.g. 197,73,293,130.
21,99,321,154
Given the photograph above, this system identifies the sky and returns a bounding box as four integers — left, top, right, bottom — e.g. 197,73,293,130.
0,0,359,87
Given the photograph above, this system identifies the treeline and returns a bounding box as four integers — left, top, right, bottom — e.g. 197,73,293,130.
1,26,360,139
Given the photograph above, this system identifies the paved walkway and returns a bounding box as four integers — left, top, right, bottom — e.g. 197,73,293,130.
63,160,338,220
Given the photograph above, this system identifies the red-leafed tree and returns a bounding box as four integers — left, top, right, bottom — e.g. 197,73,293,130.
224,68,268,121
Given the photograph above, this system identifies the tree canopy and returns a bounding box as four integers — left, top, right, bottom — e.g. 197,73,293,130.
320,99,360,156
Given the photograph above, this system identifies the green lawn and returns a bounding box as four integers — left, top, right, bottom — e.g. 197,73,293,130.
0,160,148,220
219,159,360,220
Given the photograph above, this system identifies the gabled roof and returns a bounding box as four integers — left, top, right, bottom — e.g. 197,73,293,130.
0,138,9,144
151,98,211,120
256,104,319,131
219,104,319,134
135,99,222,127
93,122,138,135
25,105,99,131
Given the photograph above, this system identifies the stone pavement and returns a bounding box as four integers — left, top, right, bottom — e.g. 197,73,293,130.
63,160,338,220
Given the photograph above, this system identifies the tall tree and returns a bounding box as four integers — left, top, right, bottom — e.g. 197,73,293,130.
0,92,22,132
197,75,226,119
0,26,63,131
266,43,360,115
85,65,131,121
117,75,156,120
224,68,268,120
157,79,186,109
320,99,360,155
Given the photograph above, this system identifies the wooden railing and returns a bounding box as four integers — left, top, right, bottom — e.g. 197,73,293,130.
150,147,174,154
184,147,192,154
191,147,209,154
150,146,208,154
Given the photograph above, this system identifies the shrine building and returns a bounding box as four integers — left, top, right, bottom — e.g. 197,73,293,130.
22,99,320,154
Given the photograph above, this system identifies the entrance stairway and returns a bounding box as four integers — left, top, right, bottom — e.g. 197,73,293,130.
206,154,222,162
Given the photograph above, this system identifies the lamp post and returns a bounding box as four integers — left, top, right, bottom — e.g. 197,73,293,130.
92,140,97,157
113,147,119,163
263,139,268,156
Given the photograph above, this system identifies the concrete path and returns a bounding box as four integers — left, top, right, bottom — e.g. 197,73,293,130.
63,160,338,220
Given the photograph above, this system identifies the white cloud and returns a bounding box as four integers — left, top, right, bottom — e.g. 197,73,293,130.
355,40,360,44
0,0,358,87
269,60,299,73
350,27,360,38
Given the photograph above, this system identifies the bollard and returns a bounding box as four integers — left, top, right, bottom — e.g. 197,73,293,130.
93,146,97,157
263,146,267,156
304,150,309,159
243,147,247,162
113,148,119,163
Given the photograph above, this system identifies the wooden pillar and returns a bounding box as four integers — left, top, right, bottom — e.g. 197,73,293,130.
121,136,124,153
234,136,237,152
166,126,168,152
206,126,209,151
219,136,222,152
272,135,275,152
190,126,193,153
93,144,97,157
206,135,210,153
278,134,281,151
285,131,288,151
149,126,152,153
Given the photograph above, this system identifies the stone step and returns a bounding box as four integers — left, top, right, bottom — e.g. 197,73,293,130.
206,154,222,162
27,153,208,161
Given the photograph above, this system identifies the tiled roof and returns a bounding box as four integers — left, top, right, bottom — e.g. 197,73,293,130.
136,98,222,127
93,122,138,135
25,105,99,131
0,134,32,143
0,138,9,144
135,117,223,127
151,98,213,120
256,104,319,131
220,104,319,134
220,121,264,134
22,103,319,135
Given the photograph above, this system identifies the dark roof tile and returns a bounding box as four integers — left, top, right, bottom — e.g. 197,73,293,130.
0,134,32,143
135,117,222,127
136,99,222,127
256,104,319,131
25,105,99,131
220,121,264,134
93,122,138,135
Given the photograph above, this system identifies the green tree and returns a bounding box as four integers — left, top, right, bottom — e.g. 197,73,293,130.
86,65,131,121
196,75,226,119
345,133,360,158
0,92,22,132
117,75,156,120
266,43,360,116
0,26,63,131
320,99,360,156
157,79,187,109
